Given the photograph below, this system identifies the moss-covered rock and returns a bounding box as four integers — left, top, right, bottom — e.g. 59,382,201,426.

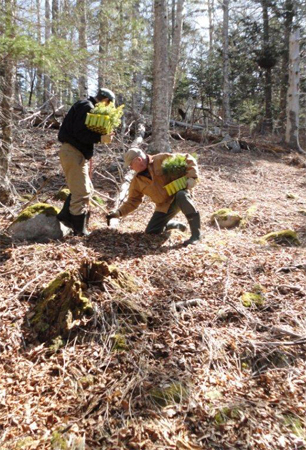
54,188,70,201
241,283,265,307
9,203,69,242
13,203,59,223
149,381,188,407
260,229,300,246
211,208,242,229
241,292,265,307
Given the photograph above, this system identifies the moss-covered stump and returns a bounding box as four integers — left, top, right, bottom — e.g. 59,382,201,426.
259,229,300,246
80,260,137,292
31,270,93,342
54,188,70,201
31,260,139,342
8,203,71,242
210,208,242,229
149,382,188,407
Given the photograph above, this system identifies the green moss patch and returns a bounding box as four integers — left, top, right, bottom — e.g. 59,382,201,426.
260,229,300,246
241,292,265,307
14,203,60,223
149,381,188,407
91,194,105,206
111,333,129,351
214,406,243,425
283,414,306,439
211,208,242,229
241,283,265,307
54,188,70,201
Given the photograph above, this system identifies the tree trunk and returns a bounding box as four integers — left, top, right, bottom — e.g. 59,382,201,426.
168,0,185,120
0,0,16,204
98,0,108,88
285,28,303,152
222,0,231,127
77,0,88,98
131,0,143,114
208,0,214,57
150,0,170,153
261,0,272,132
35,0,43,106
43,0,51,105
279,0,294,128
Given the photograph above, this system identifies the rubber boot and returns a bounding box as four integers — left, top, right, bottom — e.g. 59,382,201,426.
57,194,73,229
183,212,201,246
165,220,187,232
70,213,90,236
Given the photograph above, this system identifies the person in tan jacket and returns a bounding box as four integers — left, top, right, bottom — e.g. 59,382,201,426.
106,148,201,246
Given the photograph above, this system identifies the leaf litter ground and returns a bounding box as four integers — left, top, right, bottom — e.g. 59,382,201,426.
0,129,306,449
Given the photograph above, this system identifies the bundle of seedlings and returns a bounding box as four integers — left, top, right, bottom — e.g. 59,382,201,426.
85,102,124,141
162,154,188,195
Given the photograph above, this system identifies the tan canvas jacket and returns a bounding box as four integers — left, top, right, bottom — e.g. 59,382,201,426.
119,153,199,217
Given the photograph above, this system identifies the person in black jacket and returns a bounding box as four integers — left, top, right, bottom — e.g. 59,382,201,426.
57,88,115,236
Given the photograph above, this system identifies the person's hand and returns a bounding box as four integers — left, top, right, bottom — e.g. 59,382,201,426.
101,133,114,144
186,178,197,190
106,210,121,226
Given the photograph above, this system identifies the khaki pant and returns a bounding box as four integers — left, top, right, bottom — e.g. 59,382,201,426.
59,143,93,215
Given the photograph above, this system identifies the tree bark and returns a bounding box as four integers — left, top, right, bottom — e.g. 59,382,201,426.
168,0,185,120
131,0,143,114
285,28,303,152
261,0,272,132
222,0,231,127
150,0,170,153
0,0,16,204
279,0,294,128
43,0,51,104
208,0,214,57
77,0,88,98
98,0,108,88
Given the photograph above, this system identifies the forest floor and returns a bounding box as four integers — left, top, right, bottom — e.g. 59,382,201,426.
1,128,306,450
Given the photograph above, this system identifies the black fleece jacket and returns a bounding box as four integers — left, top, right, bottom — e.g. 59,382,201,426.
58,96,101,160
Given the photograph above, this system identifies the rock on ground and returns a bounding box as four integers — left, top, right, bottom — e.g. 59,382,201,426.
9,214,71,242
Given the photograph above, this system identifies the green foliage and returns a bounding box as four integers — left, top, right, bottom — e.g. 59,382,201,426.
161,154,187,179
86,102,124,134
236,99,263,130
